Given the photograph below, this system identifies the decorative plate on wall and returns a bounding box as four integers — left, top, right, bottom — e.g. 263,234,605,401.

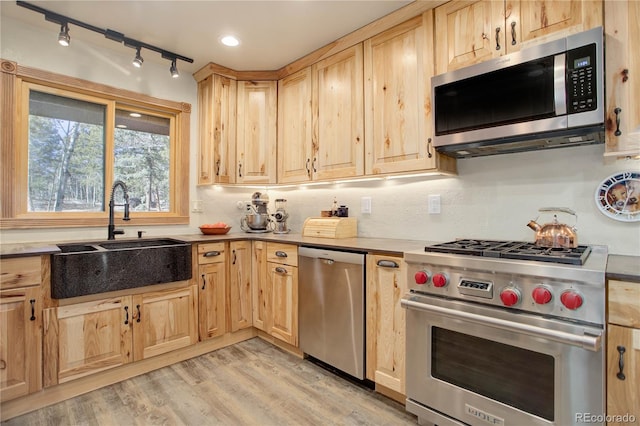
595,171,640,222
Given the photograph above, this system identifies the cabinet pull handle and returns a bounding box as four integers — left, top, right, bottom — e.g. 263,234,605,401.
306,158,311,177
312,157,317,173
201,274,206,290
215,159,221,176
510,21,517,45
204,251,221,257
275,266,287,274
124,306,129,325
616,345,626,380
495,27,501,50
427,138,433,158
275,250,288,258
30,299,36,321
0,360,6,370
136,304,141,323
614,107,622,136
232,249,237,265
238,163,243,178
377,260,399,268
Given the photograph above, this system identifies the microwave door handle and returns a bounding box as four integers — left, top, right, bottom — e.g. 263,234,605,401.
554,53,567,115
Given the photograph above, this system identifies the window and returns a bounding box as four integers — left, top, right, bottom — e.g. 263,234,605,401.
0,60,190,229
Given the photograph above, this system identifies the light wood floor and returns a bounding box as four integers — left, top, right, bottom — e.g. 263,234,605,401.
2,338,417,426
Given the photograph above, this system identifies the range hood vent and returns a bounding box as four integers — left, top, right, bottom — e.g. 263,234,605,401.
436,126,604,159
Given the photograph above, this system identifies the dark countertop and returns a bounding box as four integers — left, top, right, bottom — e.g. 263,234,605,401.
606,254,640,283
0,232,428,258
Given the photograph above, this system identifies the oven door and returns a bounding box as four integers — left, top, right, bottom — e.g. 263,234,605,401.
401,293,605,426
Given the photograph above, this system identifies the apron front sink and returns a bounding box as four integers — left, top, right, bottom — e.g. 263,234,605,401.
52,239,192,299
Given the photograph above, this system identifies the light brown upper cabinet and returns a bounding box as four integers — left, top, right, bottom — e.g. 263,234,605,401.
236,81,277,184
434,0,603,75
277,67,314,184
197,74,237,185
604,0,640,158
311,45,365,181
364,13,456,176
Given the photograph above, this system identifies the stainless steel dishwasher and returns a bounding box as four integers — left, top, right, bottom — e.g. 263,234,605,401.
298,246,366,380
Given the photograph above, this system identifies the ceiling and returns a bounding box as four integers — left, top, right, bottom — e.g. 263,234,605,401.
1,0,413,75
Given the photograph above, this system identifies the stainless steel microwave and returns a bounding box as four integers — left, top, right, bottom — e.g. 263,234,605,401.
432,27,604,158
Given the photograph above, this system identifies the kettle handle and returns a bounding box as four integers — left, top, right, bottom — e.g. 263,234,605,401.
537,207,578,228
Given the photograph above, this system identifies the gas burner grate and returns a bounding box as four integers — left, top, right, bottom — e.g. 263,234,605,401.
424,239,591,265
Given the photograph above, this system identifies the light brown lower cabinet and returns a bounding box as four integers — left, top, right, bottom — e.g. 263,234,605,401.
228,241,252,332
43,284,197,387
0,285,42,401
366,253,407,396
607,280,640,425
197,242,227,340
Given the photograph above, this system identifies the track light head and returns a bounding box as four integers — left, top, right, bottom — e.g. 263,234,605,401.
58,23,70,46
132,47,143,68
169,59,179,78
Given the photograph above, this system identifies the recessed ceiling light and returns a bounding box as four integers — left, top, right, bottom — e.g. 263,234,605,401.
116,124,127,129
129,112,142,118
220,35,240,47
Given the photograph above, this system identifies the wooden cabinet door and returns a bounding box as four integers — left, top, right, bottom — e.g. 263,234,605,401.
312,44,364,180
0,286,42,401
229,241,252,332
607,324,639,424
43,296,132,386
236,81,277,184
198,262,227,340
605,0,640,157
366,254,407,395
132,286,197,360
364,14,438,175
434,0,506,74
197,74,237,185
277,67,313,183
267,262,298,346
251,241,269,332
518,1,602,49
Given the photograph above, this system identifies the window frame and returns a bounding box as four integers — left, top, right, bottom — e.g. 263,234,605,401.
0,59,190,229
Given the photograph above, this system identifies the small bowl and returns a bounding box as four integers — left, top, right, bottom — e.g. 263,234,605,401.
199,226,232,235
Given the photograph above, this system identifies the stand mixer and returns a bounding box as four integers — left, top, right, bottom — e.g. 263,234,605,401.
240,192,273,232
272,199,290,234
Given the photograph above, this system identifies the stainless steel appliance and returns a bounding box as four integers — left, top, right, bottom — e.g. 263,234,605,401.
401,239,607,426
240,191,273,233
272,198,290,234
432,27,604,158
299,246,366,379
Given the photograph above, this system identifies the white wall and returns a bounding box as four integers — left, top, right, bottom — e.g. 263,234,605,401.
2,14,639,255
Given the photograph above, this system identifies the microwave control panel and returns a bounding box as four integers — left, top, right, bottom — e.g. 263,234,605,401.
567,43,597,113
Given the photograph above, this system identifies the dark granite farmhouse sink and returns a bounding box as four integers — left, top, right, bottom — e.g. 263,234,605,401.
52,238,192,299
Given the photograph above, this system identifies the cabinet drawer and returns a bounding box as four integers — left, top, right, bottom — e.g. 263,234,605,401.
0,256,41,290
609,280,640,328
266,243,298,267
197,242,226,264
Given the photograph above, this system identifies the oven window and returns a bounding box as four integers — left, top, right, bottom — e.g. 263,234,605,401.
432,327,554,421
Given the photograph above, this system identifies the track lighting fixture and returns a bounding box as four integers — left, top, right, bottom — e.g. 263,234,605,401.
17,1,193,78
132,47,143,68
58,23,70,46
170,59,179,78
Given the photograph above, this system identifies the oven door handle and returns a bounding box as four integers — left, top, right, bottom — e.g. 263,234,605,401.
401,298,602,352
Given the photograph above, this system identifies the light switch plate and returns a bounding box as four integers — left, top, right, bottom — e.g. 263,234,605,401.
428,195,441,214
361,197,372,214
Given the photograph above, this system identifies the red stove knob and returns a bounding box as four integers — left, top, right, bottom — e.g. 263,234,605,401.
560,290,583,310
432,273,449,288
500,288,520,307
414,270,430,285
532,287,552,304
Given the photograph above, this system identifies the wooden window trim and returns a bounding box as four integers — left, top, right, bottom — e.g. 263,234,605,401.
0,59,191,229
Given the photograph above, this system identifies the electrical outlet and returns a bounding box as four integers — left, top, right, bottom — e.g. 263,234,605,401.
428,194,441,214
361,197,372,214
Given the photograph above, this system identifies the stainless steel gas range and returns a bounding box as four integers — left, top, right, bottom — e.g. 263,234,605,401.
401,239,608,426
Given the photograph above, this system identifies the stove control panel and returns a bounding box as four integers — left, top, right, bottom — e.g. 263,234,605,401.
405,259,604,324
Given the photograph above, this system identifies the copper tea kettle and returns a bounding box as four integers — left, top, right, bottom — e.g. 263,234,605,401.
526,207,578,248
